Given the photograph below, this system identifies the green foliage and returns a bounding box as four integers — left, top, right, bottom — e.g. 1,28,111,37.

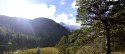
69,27,96,46
56,36,68,54
76,46,100,54
57,27,98,54
75,0,125,53
57,23,125,54
57,36,68,46
68,46,79,54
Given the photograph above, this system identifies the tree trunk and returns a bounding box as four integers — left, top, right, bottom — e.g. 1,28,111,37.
103,21,111,54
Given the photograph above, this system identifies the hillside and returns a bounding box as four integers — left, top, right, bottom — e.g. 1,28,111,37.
0,15,70,52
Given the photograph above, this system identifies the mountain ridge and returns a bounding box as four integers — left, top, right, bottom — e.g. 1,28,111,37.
0,15,70,49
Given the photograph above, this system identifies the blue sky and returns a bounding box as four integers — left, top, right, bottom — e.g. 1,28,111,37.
0,0,80,26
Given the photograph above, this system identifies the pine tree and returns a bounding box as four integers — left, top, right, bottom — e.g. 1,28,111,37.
76,0,125,54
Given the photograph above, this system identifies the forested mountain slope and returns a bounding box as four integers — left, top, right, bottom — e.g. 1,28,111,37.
0,15,70,52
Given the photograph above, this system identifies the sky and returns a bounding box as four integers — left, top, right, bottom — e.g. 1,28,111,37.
0,0,80,26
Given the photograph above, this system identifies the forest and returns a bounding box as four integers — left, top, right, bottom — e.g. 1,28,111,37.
57,0,125,54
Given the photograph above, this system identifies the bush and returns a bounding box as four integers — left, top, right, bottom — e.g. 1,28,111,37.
68,46,79,54
76,46,100,54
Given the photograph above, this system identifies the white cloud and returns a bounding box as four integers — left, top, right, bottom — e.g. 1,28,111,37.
69,13,73,17
0,0,56,19
60,0,65,5
0,0,81,27
52,13,80,26
61,2,65,5
71,0,78,9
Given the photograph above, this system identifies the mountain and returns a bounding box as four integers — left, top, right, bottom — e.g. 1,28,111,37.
31,18,70,45
0,15,70,51
60,22,80,31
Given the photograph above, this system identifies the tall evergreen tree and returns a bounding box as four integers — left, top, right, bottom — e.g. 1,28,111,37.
76,0,125,54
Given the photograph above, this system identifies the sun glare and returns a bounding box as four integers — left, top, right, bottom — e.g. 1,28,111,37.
4,0,35,19
2,0,29,18
0,0,55,19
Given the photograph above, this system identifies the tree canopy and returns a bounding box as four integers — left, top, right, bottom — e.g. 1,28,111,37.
76,0,125,25
75,0,125,54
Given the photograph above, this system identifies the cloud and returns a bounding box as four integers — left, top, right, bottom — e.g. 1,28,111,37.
53,13,81,30
0,0,56,19
52,13,80,26
69,13,73,17
71,0,78,9
0,0,81,27
60,0,65,5
61,2,65,5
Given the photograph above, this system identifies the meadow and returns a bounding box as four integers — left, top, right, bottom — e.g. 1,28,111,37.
3,47,125,54
4,47,59,54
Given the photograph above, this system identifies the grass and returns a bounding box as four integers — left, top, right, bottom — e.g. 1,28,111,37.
102,52,125,54
5,47,59,54
76,46,125,54
111,51,125,54
4,47,125,54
